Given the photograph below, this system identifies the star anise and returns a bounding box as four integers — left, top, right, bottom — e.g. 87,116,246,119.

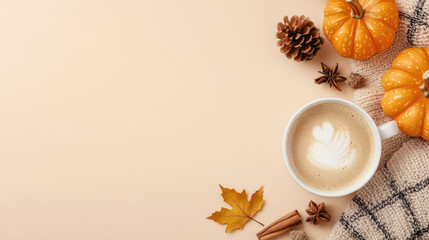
305,200,330,225
314,62,347,91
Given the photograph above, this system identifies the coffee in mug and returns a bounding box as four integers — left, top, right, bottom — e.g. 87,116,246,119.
283,98,400,197
289,102,375,192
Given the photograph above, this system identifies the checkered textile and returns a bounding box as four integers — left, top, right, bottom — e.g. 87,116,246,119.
324,0,429,239
325,139,429,240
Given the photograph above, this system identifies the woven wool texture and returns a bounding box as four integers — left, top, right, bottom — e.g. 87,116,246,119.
323,0,429,239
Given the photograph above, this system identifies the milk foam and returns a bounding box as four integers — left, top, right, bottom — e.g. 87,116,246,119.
307,121,355,169
290,103,375,192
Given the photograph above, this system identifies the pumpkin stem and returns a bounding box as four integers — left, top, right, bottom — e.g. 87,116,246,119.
346,0,365,19
420,70,429,98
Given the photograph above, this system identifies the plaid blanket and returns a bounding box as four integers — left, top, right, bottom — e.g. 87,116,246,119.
324,0,429,239
326,139,429,239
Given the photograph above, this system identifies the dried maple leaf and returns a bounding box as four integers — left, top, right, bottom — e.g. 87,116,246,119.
207,185,265,232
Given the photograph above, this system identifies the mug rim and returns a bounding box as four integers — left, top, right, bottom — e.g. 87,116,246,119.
282,97,382,197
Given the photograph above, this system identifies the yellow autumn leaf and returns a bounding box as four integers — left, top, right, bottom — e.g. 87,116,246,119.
207,185,265,232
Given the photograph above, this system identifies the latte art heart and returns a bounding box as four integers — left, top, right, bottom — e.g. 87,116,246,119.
307,122,355,169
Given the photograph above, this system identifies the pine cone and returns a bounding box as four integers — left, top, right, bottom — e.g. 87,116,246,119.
276,15,324,62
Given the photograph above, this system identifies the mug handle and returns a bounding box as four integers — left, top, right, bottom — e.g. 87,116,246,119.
378,120,401,140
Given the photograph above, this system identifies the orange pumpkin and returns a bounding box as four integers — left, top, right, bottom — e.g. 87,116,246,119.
323,0,398,60
381,47,429,141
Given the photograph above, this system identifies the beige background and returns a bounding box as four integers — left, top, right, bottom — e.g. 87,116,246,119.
0,0,354,239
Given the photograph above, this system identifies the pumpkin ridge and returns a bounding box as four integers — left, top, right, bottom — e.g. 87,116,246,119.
398,95,420,119
392,48,429,76
354,19,378,59
384,87,421,119
393,97,425,136
324,1,350,17
410,97,426,136
420,100,428,136
390,67,422,79
324,15,350,39
349,19,358,58
415,48,429,77
423,47,429,70
423,103,429,140
363,17,396,52
381,67,421,92
363,12,397,29
334,17,354,40
361,18,379,51
329,18,357,57
362,0,394,11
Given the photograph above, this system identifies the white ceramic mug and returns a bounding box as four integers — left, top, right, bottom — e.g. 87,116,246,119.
282,98,400,197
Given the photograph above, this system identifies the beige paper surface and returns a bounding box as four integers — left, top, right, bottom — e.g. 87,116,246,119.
0,0,355,239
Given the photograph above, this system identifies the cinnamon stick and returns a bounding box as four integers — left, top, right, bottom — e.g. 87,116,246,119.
256,210,299,236
256,210,302,240
257,215,301,237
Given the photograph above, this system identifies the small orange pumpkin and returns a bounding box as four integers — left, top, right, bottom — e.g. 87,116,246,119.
323,0,399,60
381,47,429,141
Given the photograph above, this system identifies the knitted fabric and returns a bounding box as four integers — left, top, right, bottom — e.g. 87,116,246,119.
324,0,429,239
